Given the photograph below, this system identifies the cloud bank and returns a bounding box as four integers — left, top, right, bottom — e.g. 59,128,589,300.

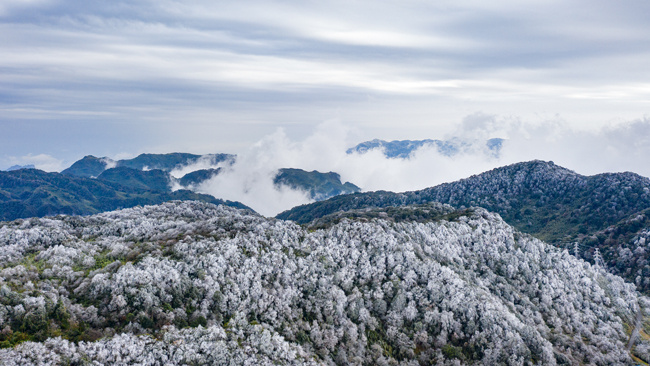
184,116,650,216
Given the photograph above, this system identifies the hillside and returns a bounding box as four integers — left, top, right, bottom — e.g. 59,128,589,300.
580,209,650,293
4,165,35,172
274,168,361,200
178,168,222,187
278,160,650,240
277,160,650,292
0,169,249,221
60,156,108,178
117,153,233,172
62,153,234,178
97,167,172,192
1,201,648,365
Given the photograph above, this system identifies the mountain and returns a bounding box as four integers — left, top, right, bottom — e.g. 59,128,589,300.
277,160,650,239
277,160,650,293
580,209,650,294
274,168,361,201
62,153,235,178
0,169,249,221
63,154,362,203
178,168,222,187
117,153,233,172
97,167,172,192
61,155,112,178
5,165,35,172
1,201,648,364
347,138,504,159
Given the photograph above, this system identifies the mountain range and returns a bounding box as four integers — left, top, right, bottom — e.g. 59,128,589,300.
0,153,362,222
273,168,360,200
64,153,360,200
61,153,235,178
0,168,249,221
347,138,504,158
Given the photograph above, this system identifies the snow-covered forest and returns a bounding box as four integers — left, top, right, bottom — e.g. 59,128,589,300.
1,201,649,365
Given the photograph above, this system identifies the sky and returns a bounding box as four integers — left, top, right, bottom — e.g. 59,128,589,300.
1,0,650,213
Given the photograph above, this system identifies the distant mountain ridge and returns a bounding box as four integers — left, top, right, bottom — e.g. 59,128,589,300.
4,164,36,171
62,153,234,178
62,153,364,203
178,168,222,187
273,168,360,200
0,152,366,222
347,138,504,158
0,168,249,221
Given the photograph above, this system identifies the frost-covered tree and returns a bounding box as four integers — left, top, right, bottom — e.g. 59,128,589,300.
0,201,648,365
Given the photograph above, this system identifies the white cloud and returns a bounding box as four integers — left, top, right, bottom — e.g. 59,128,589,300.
190,117,650,216
6,154,64,172
169,155,232,179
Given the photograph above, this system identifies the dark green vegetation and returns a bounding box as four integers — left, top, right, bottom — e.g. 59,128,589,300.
0,298,101,348
97,167,171,192
118,153,231,172
273,168,360,201
582,209,650,293
62,153,234,178
277,160,650,293
0,169,249,221
178,168,221,187
60,156,107,178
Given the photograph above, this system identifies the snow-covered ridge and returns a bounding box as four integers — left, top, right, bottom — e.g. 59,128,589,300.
0,201,648,365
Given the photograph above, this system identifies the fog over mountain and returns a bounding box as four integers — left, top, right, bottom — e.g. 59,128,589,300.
172,118,650,216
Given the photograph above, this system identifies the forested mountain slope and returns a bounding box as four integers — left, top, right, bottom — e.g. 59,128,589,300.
581,209,650,294
0,169,249,221
278,160,650,241
277,160,650,293
178,168,222,187
62,153,234,178
273,168,360,200
1,201,648,365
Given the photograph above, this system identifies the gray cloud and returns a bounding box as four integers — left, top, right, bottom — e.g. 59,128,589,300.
1,0,649,167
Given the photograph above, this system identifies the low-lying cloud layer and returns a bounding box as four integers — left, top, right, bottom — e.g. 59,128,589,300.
185,117,650,216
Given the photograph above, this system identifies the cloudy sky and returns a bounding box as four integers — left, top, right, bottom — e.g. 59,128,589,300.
1,0,649,177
